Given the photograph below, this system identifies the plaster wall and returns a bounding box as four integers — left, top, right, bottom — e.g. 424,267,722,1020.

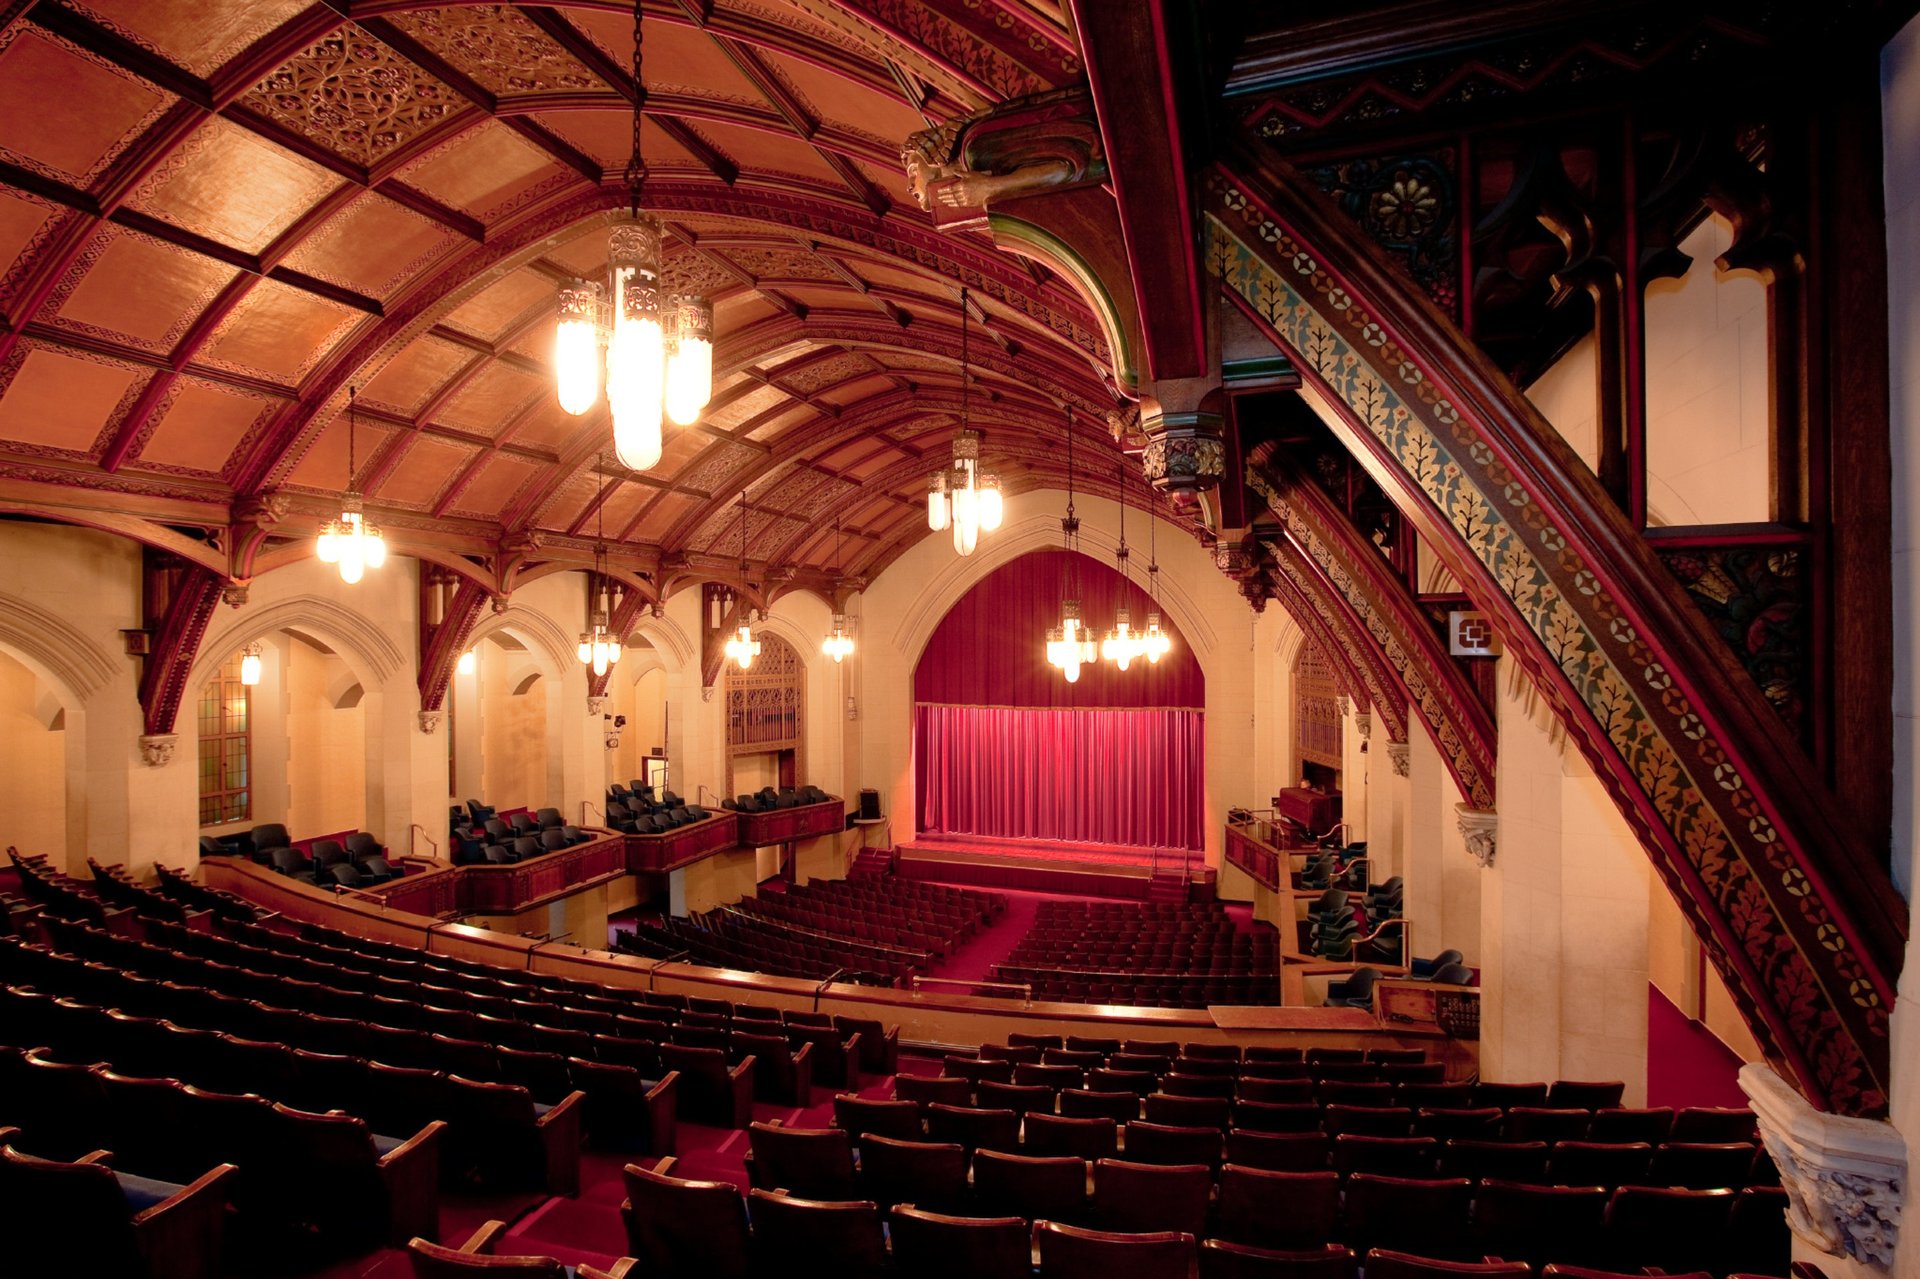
0,648,66,860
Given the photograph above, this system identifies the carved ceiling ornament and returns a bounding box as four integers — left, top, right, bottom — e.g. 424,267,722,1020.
383,8,600,97
904,88,1107,222
1741,1062,1905,1268
241,24,458,168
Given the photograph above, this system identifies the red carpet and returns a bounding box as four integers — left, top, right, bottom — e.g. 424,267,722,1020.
1646,984,1751,1108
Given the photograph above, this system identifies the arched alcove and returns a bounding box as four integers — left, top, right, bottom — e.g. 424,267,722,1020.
0,648,69,861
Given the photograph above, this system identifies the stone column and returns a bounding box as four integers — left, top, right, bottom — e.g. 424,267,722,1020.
1406,723,1480,967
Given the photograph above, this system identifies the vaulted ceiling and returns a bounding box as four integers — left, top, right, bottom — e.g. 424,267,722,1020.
0,0,1133,588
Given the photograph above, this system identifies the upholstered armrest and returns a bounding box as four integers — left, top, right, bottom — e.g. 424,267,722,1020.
536,1091,586,1197
789,1041,815,1104
727,1057,756,1130
376,1120,444,1244
839,1033,864,1093
643,1071,678,1157
133,1162,236,1279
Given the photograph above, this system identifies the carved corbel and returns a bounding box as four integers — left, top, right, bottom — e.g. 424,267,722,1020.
220,582,249,609
138,734,177,768
228,492,291,580
417,711,442,735
1142,382,1227,504
1742,1062,1905,1268
1456,803,1497,868
587,696,609,718
903,87,1106,229
1387,741,1410,777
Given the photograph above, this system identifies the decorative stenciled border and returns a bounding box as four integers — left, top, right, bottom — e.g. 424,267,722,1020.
1204,168,1888,1116
1254,469,1496,810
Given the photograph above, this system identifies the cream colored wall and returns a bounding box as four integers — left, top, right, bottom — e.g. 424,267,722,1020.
1522,216,1771,526
0,648,66,860
1481,656,1650,1101
0,523,181,873
283,639,365,836
480,653,549,813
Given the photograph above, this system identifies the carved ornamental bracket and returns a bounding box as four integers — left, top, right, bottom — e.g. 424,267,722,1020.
1386,741,1410,777
904,87,1107,229
1742,1062,1905,1269
1455,803,1497,868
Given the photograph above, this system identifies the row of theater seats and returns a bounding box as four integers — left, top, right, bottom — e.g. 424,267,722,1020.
722,784,833,811
6,850,195,930
607,1097,1786,1279
200,821,400,889
448,804,599,866
592,783,713,836
618,910,921,985
996,899,1282,1009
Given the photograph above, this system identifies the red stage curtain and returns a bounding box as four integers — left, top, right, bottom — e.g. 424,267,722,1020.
913,549,1203,709
915,704,1205,850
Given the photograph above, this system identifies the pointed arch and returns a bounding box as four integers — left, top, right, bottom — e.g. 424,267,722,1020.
194,596,405,697
0,588,117,707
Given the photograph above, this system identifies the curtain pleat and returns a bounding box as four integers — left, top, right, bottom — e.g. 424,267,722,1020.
915,704,1205,850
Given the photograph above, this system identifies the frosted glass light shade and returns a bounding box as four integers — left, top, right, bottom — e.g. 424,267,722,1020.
664,297,714,426
978,474,1003,530
927,474,949,531
239,649,262,686
457,650,476,676
554,282,603,415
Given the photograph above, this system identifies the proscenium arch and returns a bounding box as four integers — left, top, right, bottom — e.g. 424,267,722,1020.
1205,149,1901,1116
890,510,1221,671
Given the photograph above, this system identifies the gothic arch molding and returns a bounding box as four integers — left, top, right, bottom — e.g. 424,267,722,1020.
193,596,405,698
1206,148,1901,1115
0,589,117,707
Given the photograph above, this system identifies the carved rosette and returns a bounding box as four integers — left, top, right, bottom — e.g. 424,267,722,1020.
417,710,442,735
1142,414,1227,498
1455,803,1497,867
138,734,177,768
1741,1062,1905,1268
1387,742,1410,776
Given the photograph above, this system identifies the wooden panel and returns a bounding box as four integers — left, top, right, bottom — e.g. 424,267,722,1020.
735,796,843,848
623,811,739,874
1224,821,1283,892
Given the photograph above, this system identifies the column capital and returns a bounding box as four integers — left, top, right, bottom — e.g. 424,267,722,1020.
1386,740,1410,777
137,733,177,768
416,710,442,735
1455,803,1497,868
1741,1062,1906,1269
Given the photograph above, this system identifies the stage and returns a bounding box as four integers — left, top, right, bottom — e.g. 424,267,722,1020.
897,834,1216,900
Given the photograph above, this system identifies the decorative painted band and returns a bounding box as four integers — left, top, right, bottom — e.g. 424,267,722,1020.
1205,156,1897,1116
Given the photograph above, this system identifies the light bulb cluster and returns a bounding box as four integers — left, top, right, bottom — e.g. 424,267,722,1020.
554,219,714,472
316,494,386,585
926,430,1002,556
724,622,761,671
822,614,855,663
1046,600,1099,684
1101,607,1142,671
577,572,626,677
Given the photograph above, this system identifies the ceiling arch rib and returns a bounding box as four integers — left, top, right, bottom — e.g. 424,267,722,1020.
0,1,1142,589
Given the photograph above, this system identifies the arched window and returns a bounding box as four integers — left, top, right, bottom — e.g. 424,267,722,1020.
198,651,251,826
1294,642,1343,784
725,632,804,796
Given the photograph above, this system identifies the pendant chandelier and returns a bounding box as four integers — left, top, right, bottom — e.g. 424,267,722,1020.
925,288,1001,555
551,0,713,471
1101,463,1144,671
723,491,761,671
315,386,385,584
1046,407,1098,683
1142,489,1173,664
239,643,263,687
821,515,855,663
576,456,625,676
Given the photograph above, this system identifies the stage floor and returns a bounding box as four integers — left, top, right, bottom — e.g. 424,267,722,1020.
897,837,1215,900
905,831,1200,871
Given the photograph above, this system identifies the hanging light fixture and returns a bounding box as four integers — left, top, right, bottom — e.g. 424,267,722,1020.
315,386,386,584
723,491,761,671
925,288,1001,555
576,455,625,677
1101,462,1144,671
1142,489,1173,664
239,643,263,687
1046,407,1099,683
457,649,477,676
550,0,712,470
821,515,855,663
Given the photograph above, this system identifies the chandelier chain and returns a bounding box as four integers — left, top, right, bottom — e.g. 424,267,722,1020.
625,0,646,213
346,385,357,490
959,287,969,430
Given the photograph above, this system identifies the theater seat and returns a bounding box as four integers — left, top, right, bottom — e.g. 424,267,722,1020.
406,1219,635,1278
889,1206,1030,1279
1035,1221,1194,1279
620,1157,749,1279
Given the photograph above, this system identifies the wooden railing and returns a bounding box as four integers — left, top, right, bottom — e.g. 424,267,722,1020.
368,829,626,918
